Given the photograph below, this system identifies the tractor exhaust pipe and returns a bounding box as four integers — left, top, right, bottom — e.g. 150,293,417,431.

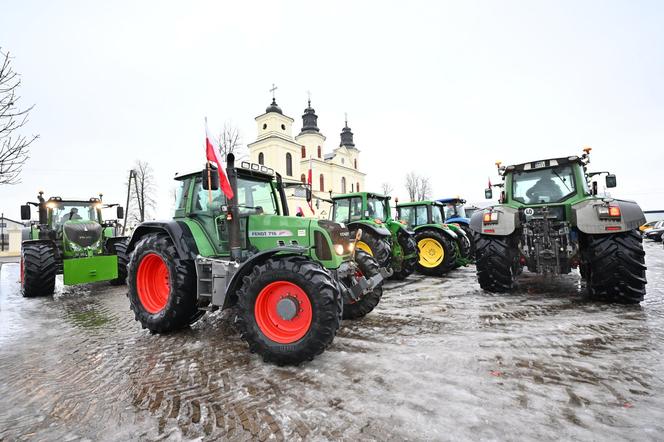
225,153,242,262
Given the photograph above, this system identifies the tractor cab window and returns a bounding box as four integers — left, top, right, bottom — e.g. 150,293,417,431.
52,203,96,226
432,205,445,224
444,203,466,220
192,178,225,212
366,197,387,221
513,165,576,204
398,205,428,227
332,198,350,223
236,177,278,216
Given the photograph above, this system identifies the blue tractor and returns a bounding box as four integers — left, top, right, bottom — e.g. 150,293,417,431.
437,197,474,257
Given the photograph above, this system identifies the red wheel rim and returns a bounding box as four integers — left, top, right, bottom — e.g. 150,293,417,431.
136,253,170,314
254,281,313,344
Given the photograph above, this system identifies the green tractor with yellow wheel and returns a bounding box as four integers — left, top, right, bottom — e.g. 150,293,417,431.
126,155,387,365
395,200,472,276
19,193,128,297
330,192,419,280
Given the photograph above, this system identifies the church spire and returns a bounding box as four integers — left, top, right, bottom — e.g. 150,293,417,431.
299,92,320,134
339,113,355,148
265,83,283,114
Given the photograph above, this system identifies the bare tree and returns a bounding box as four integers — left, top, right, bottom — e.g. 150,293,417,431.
380,182,394,196
405,172,419,202
417,176,432,200
0,48,37,185
129,160,156,223
216,121,244,160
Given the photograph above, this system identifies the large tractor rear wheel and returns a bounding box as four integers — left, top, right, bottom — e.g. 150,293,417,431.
354,230,391,268
415,229,456,276
460,225,475,258
109,238,129,286
584,230,646,304
474,234,519,292
342,250,384,319
390,229,418,280
127,233,203,332
21,242,57,298
235,255,341,365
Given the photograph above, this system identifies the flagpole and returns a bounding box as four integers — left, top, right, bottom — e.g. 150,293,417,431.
207,160,213,208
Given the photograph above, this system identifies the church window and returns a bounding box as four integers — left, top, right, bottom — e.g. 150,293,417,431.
300,174,306,183
319,174,325,192
262,123,267,130
354,159,357,169
356,182,360,192
301,145,306,158
281,124,286,130
286,153,293,176
258,152,264,165
317,146,322,158
341,177,347,193
351,183,354,192
341,158,345,164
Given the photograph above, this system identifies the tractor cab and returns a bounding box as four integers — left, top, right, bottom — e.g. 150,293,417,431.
436,197,470,225
330,192,391,225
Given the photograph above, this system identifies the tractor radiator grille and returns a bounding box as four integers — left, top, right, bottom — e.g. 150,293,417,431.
64,222,102,247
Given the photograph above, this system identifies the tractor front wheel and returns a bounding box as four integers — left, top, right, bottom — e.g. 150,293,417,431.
474,233,519,292
354,230,391,268
390,229,418,280
21,242,57,297
127,233,203,332
584,230,646,304
415,229,456,276
235,255,341,365
342,250,384,319
109,238,129,286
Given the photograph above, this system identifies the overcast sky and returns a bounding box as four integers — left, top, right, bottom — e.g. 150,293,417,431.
1,0,663,220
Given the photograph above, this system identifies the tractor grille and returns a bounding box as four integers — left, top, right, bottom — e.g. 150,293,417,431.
64,222,102,247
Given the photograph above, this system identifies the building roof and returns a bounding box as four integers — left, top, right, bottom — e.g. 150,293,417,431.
265,97,283,115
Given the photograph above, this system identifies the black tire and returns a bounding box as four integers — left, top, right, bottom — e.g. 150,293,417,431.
355,230,391,268
584,230,646,304
460,225,475,258
474,233,519,292
21,242,57,298
127,233,203,333
390,229,418,280
109,238,129,286
235,255,341,365
414,229,456,276
342,250,384,319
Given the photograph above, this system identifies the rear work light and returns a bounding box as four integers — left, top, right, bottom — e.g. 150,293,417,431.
608,206,621,217
597,204,621,220
483,211,499,223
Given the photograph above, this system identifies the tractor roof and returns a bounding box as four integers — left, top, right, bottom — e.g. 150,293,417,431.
505,155,584,172
331,192,389,200
396,200,442,207
437,197,466,204
174,166,274,182
46,196,101,204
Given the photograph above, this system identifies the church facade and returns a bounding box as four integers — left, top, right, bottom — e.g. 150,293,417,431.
247,96,366,218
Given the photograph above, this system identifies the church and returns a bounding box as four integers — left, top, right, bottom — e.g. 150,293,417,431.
247,94,366,218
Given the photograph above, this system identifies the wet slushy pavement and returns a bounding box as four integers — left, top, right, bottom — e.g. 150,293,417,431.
1,243,663,441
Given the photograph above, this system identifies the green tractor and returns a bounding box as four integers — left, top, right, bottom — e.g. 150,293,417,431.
125,155,388,365
471,148,647,303
329,192,419,280
19,193,128,297
395,200,472,276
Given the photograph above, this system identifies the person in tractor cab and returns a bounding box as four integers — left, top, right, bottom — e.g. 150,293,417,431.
526,174,564,203
64,207,82,221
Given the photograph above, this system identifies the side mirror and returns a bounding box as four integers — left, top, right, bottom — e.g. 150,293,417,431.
117,206,125,219
484,188,493,199
20,205,31,220
202,168,219,190
605,174,617,188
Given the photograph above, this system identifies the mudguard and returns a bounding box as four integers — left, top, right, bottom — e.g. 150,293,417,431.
470,206,520,235
127,221,199,260
347,221,391,238
445,216,470,226
572,199,646,234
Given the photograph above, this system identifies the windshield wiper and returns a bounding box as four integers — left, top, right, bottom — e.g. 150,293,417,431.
552,170,572,193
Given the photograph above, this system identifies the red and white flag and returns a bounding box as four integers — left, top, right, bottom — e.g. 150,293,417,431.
307,156,315,214
488,177,492,188
205,118,234,200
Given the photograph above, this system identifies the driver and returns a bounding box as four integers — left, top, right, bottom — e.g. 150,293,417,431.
65,208,82,221
526,174,563,203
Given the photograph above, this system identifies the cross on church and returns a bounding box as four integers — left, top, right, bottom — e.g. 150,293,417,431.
270,83,278,100
344,112,348,125
307,90,311,104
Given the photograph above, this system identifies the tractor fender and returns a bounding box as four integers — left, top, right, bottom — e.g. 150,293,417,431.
224,246,309,308
572,199,646,234
445,216,470,226
127,221,199,260
346,221,391,238
415,225,457,240
470,206,519,235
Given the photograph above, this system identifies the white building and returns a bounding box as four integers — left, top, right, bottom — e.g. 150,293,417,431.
247,96,366,218
0,215,25,257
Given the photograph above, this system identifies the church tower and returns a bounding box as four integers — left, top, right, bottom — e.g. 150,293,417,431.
295,98,327,166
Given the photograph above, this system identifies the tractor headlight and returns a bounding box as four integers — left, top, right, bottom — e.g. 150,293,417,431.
334,244,344,256
348,242,355,253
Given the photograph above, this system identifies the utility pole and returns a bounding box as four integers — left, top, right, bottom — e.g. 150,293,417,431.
1,212,4,252
123,170,135,236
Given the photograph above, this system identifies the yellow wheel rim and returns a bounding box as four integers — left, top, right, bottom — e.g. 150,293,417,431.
356,241,373,256
418,238,444,268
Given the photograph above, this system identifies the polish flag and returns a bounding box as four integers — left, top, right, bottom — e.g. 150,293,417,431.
205,119,234,200
307,156,315,214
